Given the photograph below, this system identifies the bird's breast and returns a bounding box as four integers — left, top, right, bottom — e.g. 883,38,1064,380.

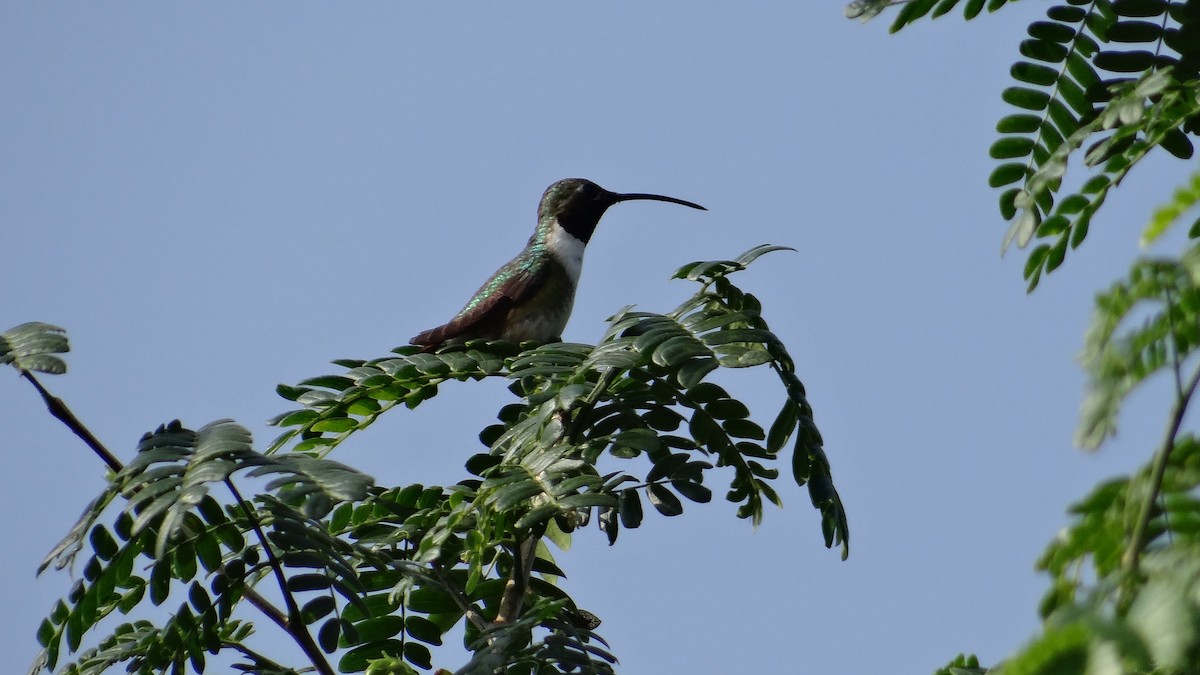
501,256,577,343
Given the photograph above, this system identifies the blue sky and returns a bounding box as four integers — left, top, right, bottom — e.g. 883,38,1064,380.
2,3,1190,673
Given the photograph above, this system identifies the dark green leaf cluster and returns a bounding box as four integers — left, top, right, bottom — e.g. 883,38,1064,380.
49,620,260,675
861,0,1200,291
322,485,499,672
992,0,1200,289
1141,166,1200,243
34,419,376,674
847,5,1200,673
1077,244,1200,448
885,0,1017,31
1004,70,1200,290
981,244,1200,673
269,346,512,456
932,653,987,675
1005,546,1200,674
270,245,847,557
1,321,68,374
34,490,247,674
456,599,616,675
32,246,845,673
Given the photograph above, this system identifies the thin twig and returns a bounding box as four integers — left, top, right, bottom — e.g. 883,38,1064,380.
222,640,290,672
225,480,335,675
431,563,491,633
20,370,329,674
22,371,123,473
1118,357,1195,578
494,364,616,626
563,368,619,445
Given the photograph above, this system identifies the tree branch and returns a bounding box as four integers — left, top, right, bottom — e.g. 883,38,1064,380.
22,370,123,473
494,523,546,626
1121,349,1200,586
20,370,331,675
222,639,291,672
431,562,491,633
225,479,336,675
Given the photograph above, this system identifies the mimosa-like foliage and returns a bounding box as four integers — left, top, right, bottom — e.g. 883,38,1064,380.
17,246,847,675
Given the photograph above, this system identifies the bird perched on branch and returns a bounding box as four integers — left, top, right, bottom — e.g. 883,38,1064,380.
410,178,706,350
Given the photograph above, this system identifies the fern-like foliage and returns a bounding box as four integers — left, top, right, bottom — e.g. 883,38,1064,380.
886,0,1020,30
859,0,1200,291
270,244,847,557
1076,243,1200,448
933,653,988,675
1,321,68,374
1004,71,1200,290
31,245,846,674
34,419,376,674
848,5,1200,672
456,599,616,675
1141,165,1200,244
984,244,1200,673
1014,544,1200,673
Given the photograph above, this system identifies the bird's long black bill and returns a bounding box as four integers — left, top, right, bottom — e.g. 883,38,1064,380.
614,192,707,211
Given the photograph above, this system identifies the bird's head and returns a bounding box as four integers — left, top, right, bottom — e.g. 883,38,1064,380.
538,178,705,243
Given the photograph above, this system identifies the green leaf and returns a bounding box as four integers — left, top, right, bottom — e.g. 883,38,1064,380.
612,428,661,455
89,525,118,561
404,641,433,669
1093,49,1157,72
1111,0,1169,18
707,399,750,420
353,615,405,643
404,615,444,646
724,419,766,440
618,488,643,528
340,640,406,672
318,617,341,653
997,113,1043,133
734,244,795,266
647,484,683,516
302,596,337,623
1141,170,1200,245
0,322,69,373
1160,128,1194,160
676,357,719,389
149,561,171,606
768,401,800,454
407,587,461,614
646,453,690,483
311,417,360,433
651,335,712,368
1002,86,1051,111
286,574,334,593
672,480,713,503
1011,61,1059,86
1027,20,1077,42
990,163,1030,187
1046,5,1086,22
1021,37,1070,64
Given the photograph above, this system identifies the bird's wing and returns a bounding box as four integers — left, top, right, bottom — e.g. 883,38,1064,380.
409,254,547,347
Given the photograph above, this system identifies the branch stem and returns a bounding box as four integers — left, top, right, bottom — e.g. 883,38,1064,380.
21,370,333,675
225,480,335,675
432,563,491,633
1121,359,1200,584
494,523,546,625
22,371,123,473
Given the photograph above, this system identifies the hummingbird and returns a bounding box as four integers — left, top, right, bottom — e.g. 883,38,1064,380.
410,178,706,349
